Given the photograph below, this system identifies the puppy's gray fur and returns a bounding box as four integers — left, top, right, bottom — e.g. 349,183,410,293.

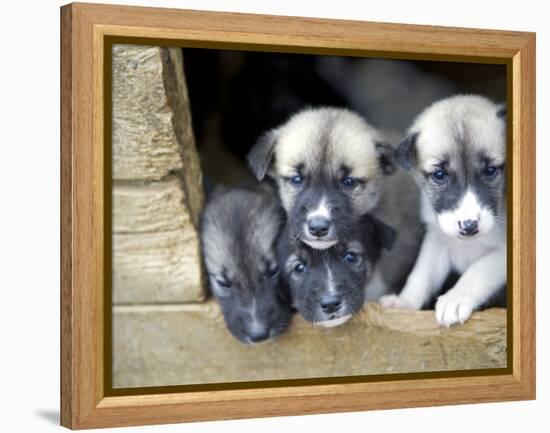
200,183,292,343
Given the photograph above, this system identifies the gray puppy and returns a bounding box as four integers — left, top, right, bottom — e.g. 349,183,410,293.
200,183,292,343
278,215,395,327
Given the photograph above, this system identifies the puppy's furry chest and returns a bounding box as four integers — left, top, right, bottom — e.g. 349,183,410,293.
423,218,505,273
440,231,501,273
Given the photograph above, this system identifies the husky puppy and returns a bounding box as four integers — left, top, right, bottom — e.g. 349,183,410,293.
200,183,292,344
247,107,421,298
248,107,394,249
380,95,507,326
278,215,395,327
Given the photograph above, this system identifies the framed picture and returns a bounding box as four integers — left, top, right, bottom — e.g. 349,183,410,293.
60,2,535,429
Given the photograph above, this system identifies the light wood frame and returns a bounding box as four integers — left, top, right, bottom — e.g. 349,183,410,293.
61,2,536,429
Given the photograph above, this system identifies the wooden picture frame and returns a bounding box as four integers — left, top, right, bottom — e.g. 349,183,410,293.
60,2,536,429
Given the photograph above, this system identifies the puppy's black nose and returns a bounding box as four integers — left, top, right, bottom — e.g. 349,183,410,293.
321,295,342,314
248,328,270,343
459,219,479,236
308,216,330,237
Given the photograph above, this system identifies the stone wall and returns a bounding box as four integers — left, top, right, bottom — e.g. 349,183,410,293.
111,44,507,389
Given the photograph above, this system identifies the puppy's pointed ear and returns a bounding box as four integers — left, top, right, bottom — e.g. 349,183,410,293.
247,130,278,181
363,214,396,251
496,104,507,120
394,133,418,171
375,141,396,175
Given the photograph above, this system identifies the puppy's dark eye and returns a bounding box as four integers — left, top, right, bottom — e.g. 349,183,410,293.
216,278,232,288
344,252,358,263
483,165,499,179
341,176,357,188
294,262,306,274
290,175,304,186
431,169,447,184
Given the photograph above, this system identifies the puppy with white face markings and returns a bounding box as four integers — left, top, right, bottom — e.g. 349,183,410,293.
200,183,293,344
380,95,507,327
247,107,395,249
278,215,395,327
248,107,421,298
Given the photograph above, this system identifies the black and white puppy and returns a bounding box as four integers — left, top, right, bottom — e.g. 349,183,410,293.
278,215,395,327
248,107,421,299
200,183,293,343
380,95,507,326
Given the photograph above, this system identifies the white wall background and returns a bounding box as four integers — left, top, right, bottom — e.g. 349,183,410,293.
0,0,545,431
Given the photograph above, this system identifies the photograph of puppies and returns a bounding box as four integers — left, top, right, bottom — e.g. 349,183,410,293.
111,44,508,389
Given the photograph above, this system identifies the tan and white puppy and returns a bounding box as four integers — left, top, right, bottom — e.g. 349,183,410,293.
248,107,421,300
380,95,507,326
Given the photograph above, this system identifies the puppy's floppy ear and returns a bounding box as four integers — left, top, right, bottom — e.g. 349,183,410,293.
247,129,278,181
496,103,507,120
362,214,396,251
375,141,396,175
394,133,418,171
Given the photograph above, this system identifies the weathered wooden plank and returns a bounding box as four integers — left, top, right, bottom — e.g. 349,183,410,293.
112,302,506,388
162,48,203,224
112,45,182,180
111,46,205,303
113,230,205,304
113,177,191,233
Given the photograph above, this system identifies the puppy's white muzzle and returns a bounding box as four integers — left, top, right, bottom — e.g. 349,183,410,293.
437,190,496,238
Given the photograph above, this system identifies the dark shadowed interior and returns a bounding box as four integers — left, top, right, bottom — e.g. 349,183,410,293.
182,49,506,185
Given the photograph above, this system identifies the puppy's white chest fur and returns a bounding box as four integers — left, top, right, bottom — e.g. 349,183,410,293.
431,226,503,273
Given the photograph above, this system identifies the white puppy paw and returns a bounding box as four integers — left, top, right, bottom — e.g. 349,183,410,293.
435,292,475,327
379,294,418,310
